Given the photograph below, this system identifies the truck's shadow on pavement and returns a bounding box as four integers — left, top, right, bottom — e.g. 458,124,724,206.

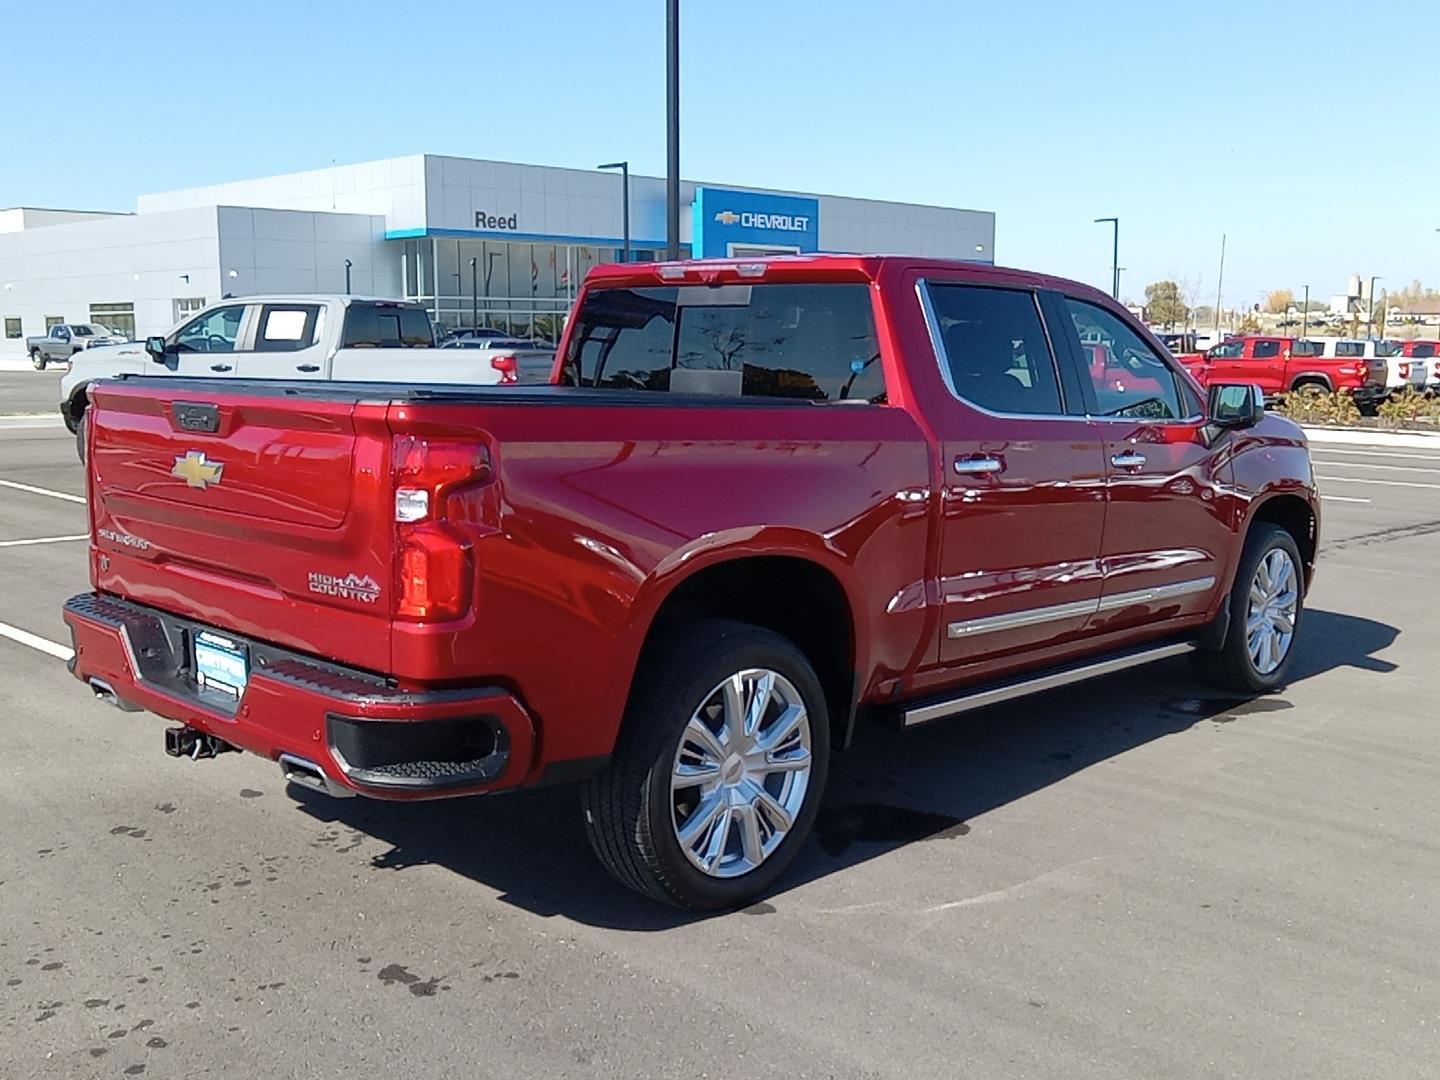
290,608,1396,930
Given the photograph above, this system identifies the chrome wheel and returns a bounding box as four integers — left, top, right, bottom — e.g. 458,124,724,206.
1247,548,1298,675
670,668,813,879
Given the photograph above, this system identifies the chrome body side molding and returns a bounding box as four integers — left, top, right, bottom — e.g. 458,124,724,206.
946,576,1215,640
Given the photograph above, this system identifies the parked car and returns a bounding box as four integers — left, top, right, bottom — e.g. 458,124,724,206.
26,323,128,369
1184,335,1388,409
63,255,1319,909
60,296,508,460
1306,338,1426,397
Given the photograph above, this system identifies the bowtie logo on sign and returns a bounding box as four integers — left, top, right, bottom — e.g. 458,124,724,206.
713,209,810,232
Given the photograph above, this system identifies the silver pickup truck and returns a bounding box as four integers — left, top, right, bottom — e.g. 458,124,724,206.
27,324,129,369
61,295,512,460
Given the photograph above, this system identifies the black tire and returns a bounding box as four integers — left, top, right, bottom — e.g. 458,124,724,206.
74,408,87,465
1192,523,1305,693
30,350,46,371
581,619,831,910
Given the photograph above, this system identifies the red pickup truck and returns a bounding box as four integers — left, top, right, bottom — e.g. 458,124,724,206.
1179,335,1387,406
64,256,1319,909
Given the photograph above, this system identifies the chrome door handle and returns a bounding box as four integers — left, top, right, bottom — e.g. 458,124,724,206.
954,456,1003,475
296,364,320,372
1111,451,1147,468
209,363,233,372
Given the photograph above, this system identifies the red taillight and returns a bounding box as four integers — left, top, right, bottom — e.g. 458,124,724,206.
490,353,518,385
390,436,490,621
1399,362,1410,379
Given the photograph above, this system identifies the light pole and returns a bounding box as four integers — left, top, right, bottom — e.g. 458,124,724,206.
1300,284,1310,341
344,259,353,295
1368,275,1382,338
598,161,630,262
1214,233,1227,339
469,257,478,331
1093,217,1119,298
665,0,680,260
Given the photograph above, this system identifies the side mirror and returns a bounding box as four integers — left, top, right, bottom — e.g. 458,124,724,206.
1207,383,1265,430
145,336,169,364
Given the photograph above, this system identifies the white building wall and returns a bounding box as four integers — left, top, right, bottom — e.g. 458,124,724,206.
140,155,427,232
0,208,127,235
216,207,397,298
0,206,222,358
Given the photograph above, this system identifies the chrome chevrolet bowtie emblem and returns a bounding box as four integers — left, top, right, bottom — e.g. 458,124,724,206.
171,450,224,490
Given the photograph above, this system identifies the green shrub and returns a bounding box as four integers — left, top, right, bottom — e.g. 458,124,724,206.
1376,387,1440,428
1274,388,1363,426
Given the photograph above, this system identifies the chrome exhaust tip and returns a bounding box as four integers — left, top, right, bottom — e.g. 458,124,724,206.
279,754,354,799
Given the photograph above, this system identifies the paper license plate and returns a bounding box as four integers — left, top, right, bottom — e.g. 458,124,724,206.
194,631,249,697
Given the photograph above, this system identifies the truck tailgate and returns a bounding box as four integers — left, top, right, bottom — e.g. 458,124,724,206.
88,381,395,673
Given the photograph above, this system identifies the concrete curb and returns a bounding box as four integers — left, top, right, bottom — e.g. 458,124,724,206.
1301,426,1440,450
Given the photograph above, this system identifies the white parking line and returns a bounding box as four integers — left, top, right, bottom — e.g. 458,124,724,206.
1311,460,1440,475
0,478,85,504
0,619,73,661
0,534,88,548
1317,475,1440,490
1320,494,1371,503
1312,448,1440,463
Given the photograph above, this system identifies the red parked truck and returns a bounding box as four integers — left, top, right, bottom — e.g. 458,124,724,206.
1181,335,1388,407
64,256,1320,909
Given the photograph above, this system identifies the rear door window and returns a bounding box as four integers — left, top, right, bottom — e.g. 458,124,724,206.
1413,343,1436,359
255,304,321,352
922,283,1063,415
561,283,884,402
342,304,433,348
1252,340,1281,359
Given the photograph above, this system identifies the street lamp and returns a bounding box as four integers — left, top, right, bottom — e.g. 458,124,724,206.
1093,217,1119,299
344,258,353,295
598,161,630,262
1300,284,1310,341
1368,274,1382,338
665,0,680,260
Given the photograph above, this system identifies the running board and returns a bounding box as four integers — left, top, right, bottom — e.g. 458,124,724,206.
900,641,1197,728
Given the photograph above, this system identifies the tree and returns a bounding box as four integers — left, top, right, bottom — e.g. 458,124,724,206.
1265,289,1294,314
1144,280,1189,329
1238,313,1262,334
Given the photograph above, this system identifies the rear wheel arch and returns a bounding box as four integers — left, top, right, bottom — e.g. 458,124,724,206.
1288,373,1333,392
627,553,860,753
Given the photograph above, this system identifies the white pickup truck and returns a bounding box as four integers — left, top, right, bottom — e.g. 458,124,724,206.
61,296,508,459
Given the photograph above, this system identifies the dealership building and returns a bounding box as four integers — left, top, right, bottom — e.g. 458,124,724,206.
0,153,995,355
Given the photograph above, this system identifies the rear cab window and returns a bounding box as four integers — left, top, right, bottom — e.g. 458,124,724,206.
342,303,434,348
560,283,884,403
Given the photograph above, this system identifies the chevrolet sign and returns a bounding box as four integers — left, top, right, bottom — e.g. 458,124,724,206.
714,209,810,232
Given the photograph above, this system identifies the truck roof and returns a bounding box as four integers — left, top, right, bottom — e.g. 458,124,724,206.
582,254,1116,306
209,294,423,307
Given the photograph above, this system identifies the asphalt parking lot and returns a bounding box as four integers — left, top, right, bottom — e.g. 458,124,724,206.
2,401,1438,1079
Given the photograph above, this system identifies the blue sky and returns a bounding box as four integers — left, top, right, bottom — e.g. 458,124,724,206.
4,0,1437,307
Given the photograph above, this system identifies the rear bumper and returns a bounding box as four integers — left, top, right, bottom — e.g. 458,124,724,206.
63,592,536,800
